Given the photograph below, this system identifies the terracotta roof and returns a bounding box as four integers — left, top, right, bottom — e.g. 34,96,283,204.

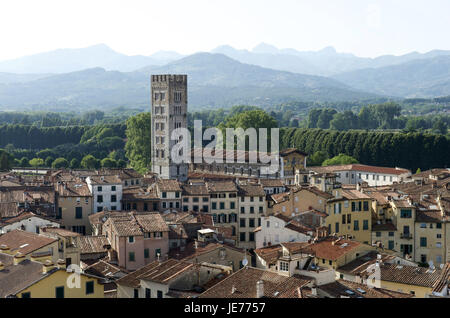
107,212,169,237
182,184,209,196
0,212,58,226
170,242,247,261
378,263,444,288
279,148,308,156
416,211,444,223
199,267,312,298
116,259,195,288
0,229,57,255
337,251,398,275
309,164,410,176
41,227,81,238
206,180,238,193
0,253,56,297
75,236,110,254
122,187,159,200
57,181,91,197
306,237,362,261
319,279,413,298
297,186,334,199
157,179,182,192
84,259,126,278
372,222,397,231
88,175,122,184
168,224,188,240
238,184,265,197
432,263,450,293
259,179,284,187
254,245,282,265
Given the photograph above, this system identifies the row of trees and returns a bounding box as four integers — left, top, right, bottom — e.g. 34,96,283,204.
307,102,449,133
280,128,450,171
17,154,126,170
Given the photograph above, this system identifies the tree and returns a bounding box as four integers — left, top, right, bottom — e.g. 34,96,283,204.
101,158,117,168
29,158,44,168
20,157,29,167
70,158,79,169
0,150,12,171
307,151,328,166
125,113,151,174
322,153,359,166
416,168,421,174
45,156,54,167
317,109,337,129
52,158,69,169
117,159,127,168
432,118,448,135
330,111,358,131
81,155,99,169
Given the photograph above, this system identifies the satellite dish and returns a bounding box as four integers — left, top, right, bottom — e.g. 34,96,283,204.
242,258,248,267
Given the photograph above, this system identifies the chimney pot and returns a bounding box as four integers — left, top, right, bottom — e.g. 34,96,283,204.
13,252,26,265
256,280,264,298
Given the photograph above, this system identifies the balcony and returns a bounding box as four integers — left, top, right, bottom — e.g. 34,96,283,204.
400,233,412,239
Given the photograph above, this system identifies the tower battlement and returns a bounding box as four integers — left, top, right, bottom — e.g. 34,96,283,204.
151,74,187,83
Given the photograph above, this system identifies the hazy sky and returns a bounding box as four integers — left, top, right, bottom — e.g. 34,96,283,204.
1,0,449,61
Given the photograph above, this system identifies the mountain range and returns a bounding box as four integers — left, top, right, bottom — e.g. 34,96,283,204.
0,43,449,110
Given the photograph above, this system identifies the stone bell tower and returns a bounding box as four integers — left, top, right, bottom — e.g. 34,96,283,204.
151,74,188,181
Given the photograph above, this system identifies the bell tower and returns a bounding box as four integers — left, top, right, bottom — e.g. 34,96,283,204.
151,74,188,181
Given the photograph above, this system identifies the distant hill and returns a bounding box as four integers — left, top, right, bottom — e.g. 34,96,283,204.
332,55,450,98
0,53,380,111
212,43,450,76
0,72,53,84
0,44,175,74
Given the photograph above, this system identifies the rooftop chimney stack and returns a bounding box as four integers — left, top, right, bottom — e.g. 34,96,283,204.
311,285,317,296
256,280,264,298
56,259,66,270
13,252,26,265
42,260,55,274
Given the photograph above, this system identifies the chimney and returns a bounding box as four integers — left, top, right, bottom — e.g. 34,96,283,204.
56,259,66,270
356,183,361,192
256,280,264,298
42,260,55,274
13,252,26,265
0,244,10,254
311,285,317,296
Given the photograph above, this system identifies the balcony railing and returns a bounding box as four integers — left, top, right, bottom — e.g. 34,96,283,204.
400,233,413,239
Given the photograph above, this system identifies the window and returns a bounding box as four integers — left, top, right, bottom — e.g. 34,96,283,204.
249,232,255,242
134,289,139,298
97,195,103,203
342,214,346,224
335,222,339,233
155,248,161,258
55,286,64,298
144,248,149,258
175,192,180,198
280,261,289,272
162,192,167,198
57,207,62,219
97,186,102,192
86,281,94,295
240,218,246,227
259,206,263,213
241,207,245,214
376,232,381,237
230,202,235,209
75,207,82,219
249,218,255,228
354,220,359,231
145,288,151,298
240,232,246,242
220,202,225,209
363,201,369,211
363,220,369,230
437,223,442,229
129,252,135,262
157,290,163,298
388,241,394,250
250,207,254,214
420,237,427,247
389,231,394,237
420,223,426,228
111,186,116,191
400,209,412,218
351,202,356,212
128,236,134,243
111,195,117,203
21,292,31,298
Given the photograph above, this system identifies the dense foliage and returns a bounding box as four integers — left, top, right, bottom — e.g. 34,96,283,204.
280,128,450,171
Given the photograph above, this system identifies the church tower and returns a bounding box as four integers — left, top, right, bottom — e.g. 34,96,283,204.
151,74,188,181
